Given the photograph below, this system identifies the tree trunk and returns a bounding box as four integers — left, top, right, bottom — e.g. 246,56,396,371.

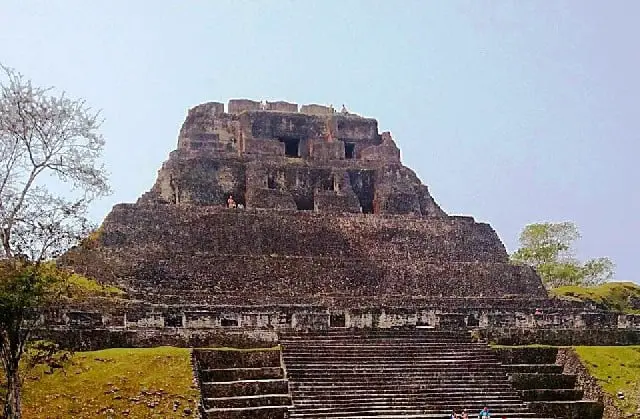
0,227,12,258
4,362,22,419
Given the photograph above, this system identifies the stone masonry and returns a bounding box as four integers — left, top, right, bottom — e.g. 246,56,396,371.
64,99,548,307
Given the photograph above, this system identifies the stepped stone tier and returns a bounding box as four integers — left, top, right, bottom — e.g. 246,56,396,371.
66,98,547,308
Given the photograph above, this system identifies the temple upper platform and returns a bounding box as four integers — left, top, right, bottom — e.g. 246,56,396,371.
139,99,445,217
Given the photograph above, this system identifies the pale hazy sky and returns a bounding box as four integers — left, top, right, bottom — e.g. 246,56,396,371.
1,1,638,282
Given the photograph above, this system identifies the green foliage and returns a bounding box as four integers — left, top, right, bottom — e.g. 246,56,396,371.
551,282,640,314
512,222,579,264
0,258,123,417
0,259,59,329
79,227,104,250
511,222,615,288
575,346,640,414
36,261,123,299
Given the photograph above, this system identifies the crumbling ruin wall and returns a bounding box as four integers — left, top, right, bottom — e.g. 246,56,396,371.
156,101,434,215
64,99,551,309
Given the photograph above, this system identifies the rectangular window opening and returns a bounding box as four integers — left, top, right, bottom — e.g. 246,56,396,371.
345,142,355,159
279,138,300,157
267,174,277,189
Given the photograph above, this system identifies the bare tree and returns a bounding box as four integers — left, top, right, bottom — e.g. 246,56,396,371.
0,64,110,418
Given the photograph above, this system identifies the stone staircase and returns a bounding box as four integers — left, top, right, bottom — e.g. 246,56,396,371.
281,329,552,418
494,347,604,419
193,348,292,418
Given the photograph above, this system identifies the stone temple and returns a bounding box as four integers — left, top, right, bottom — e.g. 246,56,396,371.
68,99,546,307
59,99,639,418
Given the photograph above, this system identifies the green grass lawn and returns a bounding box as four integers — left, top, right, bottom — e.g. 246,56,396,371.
20,346,199,418
575,346,640,414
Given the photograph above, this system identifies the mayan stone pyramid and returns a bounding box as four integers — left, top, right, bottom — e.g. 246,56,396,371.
64,99,546,307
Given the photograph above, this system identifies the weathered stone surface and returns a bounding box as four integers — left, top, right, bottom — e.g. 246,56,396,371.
64,99,549,307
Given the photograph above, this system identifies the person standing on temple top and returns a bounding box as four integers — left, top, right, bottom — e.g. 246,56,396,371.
478,406,491,418
341,104,348,114
227,195,236,209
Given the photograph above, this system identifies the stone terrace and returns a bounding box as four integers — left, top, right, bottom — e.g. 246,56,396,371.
65,205,545,305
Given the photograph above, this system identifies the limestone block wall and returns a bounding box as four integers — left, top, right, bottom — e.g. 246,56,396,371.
300,104,333,115
228,99,261,113
266,100,298,113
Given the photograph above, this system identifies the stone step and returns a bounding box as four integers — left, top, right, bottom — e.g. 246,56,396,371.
528,400,604,419
281,342,481,347
282,331,470,337
200,367,284,382
288,407,543,417
201,379,288,398
283,354,495,360
203,393,291,409
282,340,475,345
505,364,563,374
292,401,528,409
289,414,549,419
203,405,291,419
290,387,520,395
287,369,510,375
283,357,501,363
520,388,584,401
295,394,522,406
282,346,490,350
285,366,509,373
290,379,512,385
287,368,507,375
291,386,520,394
510,373,577,390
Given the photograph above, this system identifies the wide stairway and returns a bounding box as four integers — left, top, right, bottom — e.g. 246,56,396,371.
281,329,551,418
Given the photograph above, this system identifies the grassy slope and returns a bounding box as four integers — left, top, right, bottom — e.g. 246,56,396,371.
21,347,199,418
551,281,640,314
575,346,640,414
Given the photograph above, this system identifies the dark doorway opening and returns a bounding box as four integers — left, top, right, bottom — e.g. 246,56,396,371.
165,313,183,327
279,138,300,157
267,174,277,189
362,201,374,214
348,170,375,214
344,142,355,159
221,318,238,327
321,175,335,191
294,195,315,211
330,313,346,328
